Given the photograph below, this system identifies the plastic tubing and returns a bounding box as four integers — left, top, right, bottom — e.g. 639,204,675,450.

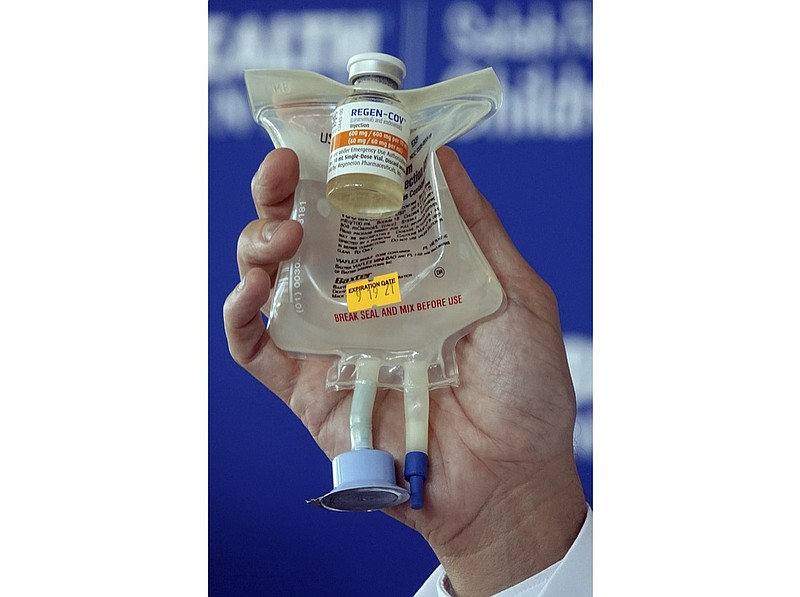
350,357,381,450
403,360,430,509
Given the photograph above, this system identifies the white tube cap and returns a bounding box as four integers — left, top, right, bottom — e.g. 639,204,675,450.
307,449,409,512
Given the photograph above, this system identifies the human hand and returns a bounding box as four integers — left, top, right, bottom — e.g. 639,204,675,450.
223,146,587,597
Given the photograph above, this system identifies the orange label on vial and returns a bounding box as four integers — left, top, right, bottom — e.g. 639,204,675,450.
345,272,402,313
330,129,409,160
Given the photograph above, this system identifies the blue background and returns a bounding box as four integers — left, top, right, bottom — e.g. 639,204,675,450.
209,1,592,595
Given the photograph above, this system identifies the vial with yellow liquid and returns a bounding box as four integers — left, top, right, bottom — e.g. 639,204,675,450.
326,53,411,219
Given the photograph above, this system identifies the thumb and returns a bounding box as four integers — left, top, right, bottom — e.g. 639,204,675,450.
436,146,547,300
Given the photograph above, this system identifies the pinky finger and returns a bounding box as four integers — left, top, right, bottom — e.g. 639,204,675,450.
222,268,301,397
223,267,272,367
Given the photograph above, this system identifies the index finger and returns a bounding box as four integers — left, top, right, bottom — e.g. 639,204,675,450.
251,148,300,220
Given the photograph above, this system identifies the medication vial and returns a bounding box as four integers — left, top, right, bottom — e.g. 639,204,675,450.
326,53,411,219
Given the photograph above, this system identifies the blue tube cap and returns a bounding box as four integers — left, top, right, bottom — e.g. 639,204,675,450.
404,451,428,510
307,449,409,512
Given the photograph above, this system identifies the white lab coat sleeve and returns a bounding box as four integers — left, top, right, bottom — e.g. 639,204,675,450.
412,506,592,597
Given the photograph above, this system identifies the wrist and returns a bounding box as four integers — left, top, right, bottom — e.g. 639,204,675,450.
433,460,587,597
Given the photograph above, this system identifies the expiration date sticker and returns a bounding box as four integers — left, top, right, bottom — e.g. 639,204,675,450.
345,272,401,312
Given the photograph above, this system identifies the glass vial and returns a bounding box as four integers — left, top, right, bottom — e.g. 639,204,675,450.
326,53,411,219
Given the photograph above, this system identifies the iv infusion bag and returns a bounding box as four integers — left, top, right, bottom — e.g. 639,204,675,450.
244,60,505,512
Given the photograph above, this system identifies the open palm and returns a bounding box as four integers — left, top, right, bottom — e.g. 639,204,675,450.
223,147,586,596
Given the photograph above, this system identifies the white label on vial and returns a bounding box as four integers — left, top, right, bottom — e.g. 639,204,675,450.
327,100,411,185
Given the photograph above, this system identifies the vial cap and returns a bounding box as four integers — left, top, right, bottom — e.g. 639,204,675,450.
347,53,407,88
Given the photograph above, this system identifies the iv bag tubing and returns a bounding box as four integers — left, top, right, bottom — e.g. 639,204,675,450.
403,360,430,509
350,357,381,450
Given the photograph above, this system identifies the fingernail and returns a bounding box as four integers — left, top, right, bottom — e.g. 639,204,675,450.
263,221,282,242
237,275,246,291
